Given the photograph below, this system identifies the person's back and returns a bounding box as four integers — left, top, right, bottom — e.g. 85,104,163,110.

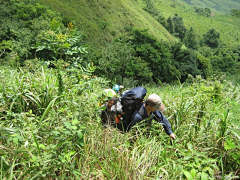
120,86,147,131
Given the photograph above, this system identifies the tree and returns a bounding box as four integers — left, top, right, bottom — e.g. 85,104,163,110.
211,47,239,75
143,0,158,16
202,28,220,49
166,17,175,34
128,29,179,83
0,0,60,63
183,27,199,50
195,7,211,17
172,14,187,41
171,42,201,82
196,54,211,79
231,9,240,18
97,39,152,85
0,40,11,59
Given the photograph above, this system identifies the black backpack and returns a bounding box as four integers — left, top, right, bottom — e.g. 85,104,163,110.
119,86,147,132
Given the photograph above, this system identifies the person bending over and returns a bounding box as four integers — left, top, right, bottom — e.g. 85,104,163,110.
131,94,176,140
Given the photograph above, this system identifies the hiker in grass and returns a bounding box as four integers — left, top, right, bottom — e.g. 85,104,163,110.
99,96,123,128
131,94,176,140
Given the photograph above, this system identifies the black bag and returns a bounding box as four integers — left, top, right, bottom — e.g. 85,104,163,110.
120,86,147,132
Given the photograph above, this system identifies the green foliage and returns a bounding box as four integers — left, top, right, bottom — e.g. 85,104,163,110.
0,40,12,60
172,43,201,82
202,28,220,49
224,138,240,170
0,0,60,63
183,0,240,14
172,14,187,41
97,26,238,84
211,47,239,75
1,65,240,179
33,20,87,62
194,7,211,17
0,62,108,179
181,143,218,180
1,0,240,85
36,0,240,49
231,9,240,18
128,29,179,83
183,27,199,50
1,0,240,178
98,39,134,83
196,53,211,78
166,17,175,34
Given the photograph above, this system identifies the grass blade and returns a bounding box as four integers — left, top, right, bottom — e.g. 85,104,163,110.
39,96,59,124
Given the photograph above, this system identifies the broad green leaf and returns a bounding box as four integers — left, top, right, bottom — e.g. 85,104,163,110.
72,119,78,125
183,170,193,180
200,172,209,180
64,122,72,129
63,130,71,135
224,140,236,150
39,144,46,150
100,106,107,110
183,156,192,160
32,155,37,161
191,168,196,178
64,151,76,161
71,126,78,130
13,137,19,145
187,143,193,150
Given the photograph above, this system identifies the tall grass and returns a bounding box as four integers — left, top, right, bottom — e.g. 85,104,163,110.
0,65,239,179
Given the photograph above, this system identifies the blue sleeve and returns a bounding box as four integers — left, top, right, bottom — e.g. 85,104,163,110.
131,111,143,127
153,111,173,135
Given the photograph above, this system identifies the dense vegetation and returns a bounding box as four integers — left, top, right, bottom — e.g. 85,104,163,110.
1,0,240,86
0,0,240,179
0,63,240,179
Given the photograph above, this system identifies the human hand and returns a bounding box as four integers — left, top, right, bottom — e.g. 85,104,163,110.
169,133,176,140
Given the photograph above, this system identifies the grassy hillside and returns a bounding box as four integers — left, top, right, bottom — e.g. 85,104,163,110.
38,0,176,47
38,0,240,49
145,0,240,48
183,0,240,14
1,64,239,179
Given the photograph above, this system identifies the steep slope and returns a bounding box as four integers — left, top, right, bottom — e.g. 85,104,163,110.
145,0,240,47
182,0,240,14
39,0,240,48
39,0,176,47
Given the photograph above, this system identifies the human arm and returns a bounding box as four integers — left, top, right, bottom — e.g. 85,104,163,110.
131,111,143,128
153,111,176,139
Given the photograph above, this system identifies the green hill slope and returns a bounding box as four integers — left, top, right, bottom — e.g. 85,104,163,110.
39,0,176,47
142,0,240,47
39,0,240,48
182,0,240,14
